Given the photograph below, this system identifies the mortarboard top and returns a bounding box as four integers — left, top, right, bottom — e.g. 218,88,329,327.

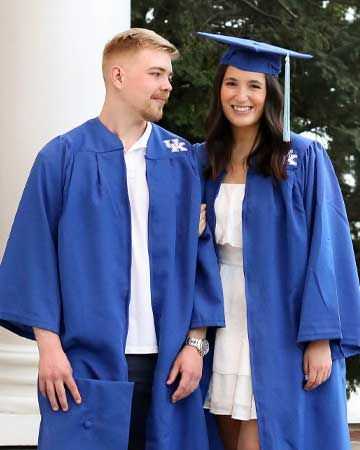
197,32,313,141
197,32,312,77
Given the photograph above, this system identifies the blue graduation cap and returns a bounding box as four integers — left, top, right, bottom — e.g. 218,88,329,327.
197,32,313,142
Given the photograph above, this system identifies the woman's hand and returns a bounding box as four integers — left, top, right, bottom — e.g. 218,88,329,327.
303,339,332,390
198,204,207,237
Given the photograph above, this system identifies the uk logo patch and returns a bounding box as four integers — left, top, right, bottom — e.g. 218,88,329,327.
287,149,298,167
163,139,188,152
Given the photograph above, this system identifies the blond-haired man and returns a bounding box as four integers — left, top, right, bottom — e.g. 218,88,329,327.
0,29,224,450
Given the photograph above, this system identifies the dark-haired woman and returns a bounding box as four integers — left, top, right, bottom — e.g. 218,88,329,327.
196,34,360,450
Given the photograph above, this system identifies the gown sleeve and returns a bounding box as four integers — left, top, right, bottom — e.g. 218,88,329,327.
296,140,360,359
189,143,225,329
0,137,66,340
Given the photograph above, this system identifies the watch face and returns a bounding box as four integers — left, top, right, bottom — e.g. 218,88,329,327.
201,340,210,355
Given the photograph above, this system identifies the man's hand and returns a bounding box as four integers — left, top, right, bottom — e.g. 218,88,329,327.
166,345,203,403
198,203,206,237
303,339,332,390
34,328,82,411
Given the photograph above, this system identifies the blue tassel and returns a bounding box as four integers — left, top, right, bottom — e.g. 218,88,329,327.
283,53,291,142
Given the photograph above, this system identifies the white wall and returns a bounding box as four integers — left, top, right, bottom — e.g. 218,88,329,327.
0,0,130,444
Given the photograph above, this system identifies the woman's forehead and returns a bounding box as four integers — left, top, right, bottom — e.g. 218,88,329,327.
224,65,266,81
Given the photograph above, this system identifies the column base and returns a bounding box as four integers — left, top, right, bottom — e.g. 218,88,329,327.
0,414,40,446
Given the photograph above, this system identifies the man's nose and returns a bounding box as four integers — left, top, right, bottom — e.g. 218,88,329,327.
161,78,173,92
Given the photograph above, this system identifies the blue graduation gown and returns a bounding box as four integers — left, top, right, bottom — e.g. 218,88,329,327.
197,132,360,450
0,118,225,450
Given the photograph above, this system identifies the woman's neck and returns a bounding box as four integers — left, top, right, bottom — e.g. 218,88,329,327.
230,125,260,166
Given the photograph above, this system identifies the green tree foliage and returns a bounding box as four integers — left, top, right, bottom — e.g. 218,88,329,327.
132,0,360,392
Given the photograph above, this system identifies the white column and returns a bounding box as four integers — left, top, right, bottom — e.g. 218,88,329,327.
0,0,130,445
0,329,40,445
348,389,360,423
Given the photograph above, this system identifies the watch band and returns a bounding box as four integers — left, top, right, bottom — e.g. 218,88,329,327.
185,337,209,357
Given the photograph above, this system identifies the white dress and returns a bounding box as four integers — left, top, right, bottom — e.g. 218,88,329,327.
204,183,257,420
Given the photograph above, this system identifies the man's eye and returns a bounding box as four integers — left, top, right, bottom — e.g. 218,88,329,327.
151,72,161,77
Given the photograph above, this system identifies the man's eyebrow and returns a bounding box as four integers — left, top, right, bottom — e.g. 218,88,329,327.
148,66,173,76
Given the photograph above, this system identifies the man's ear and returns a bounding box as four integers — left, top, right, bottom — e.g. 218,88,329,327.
110,65,125,89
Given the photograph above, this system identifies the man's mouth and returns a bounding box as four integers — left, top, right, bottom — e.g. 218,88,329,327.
151,97,168,104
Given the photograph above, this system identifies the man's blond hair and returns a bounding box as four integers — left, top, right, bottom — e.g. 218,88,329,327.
102,28,179,78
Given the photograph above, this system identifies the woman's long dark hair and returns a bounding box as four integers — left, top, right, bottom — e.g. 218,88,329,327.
205,64,291,181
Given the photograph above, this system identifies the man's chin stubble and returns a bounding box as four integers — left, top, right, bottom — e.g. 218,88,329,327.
144,109,164,123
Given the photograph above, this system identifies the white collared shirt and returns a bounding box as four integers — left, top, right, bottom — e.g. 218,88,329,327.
124,122,158,354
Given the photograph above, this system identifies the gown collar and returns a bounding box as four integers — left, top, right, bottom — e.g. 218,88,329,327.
86,117,187,160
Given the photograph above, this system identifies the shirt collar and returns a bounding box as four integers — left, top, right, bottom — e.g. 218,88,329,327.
127,122,153,153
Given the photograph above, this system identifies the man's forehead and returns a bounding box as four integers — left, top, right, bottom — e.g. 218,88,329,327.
128,48,173,70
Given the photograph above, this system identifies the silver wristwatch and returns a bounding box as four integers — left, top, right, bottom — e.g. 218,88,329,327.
185,337,210,357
